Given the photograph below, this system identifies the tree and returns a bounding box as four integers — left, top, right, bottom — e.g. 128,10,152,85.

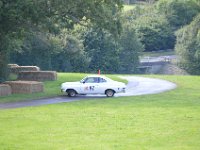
83,28,120,73
0,0,123,82
133,15,175,51
156,0,200,29
118,23,143,73
193,0,200,5
123,4,175,51
175,13,200,74
10,33,54,70
10,30,90,72
51,33,90,72
76,22,143,74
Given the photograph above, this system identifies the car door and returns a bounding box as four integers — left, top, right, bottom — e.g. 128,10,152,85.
80,77,100,94
96,77,108,94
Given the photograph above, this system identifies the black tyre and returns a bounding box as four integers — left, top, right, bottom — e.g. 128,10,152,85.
67,90,76,97
105,89,115,97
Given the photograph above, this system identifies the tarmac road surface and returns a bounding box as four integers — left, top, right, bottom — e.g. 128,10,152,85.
0,76,176,109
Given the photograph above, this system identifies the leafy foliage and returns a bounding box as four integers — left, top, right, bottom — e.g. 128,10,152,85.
175,13,200,74
82,28,120,73
119,23,143,73
79,24,143,74
4,0,200,76
51,33,90,72
11,31,89,72
124,5,175,51
11,21,142,74
0,0,123,82
11,33,52,70
134,15,175,51
156,0,200,29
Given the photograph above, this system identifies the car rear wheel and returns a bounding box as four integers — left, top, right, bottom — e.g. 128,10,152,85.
105,89,115,97
67,89,76,97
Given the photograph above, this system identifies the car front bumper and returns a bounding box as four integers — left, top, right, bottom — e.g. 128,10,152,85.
117,87,126,93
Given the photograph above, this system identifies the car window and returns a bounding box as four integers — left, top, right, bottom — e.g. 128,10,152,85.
99,78,107,83
84,77,99,83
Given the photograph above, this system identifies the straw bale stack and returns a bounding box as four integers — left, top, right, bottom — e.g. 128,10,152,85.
0,84,12,96
9,66,40,74
5,81,43,94
18,71,57,81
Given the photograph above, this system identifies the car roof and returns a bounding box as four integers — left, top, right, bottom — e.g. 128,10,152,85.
87,75,105,77
86,75,112,80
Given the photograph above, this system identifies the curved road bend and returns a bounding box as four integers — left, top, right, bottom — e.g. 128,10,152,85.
0,76,176,109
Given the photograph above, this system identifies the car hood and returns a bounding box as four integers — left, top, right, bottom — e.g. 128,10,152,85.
111,81,126,87
61,82,80,87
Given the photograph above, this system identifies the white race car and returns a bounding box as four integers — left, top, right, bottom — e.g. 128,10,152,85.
61,75,126,97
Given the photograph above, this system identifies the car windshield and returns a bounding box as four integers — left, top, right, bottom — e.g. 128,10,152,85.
80,76,112,83
103,77,113,82
80,77,86,83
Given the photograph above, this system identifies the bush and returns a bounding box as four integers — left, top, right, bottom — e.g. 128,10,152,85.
133,15,175,51
156,0,200,29
118,23,143,73
175,14,200,74
83,28,120,73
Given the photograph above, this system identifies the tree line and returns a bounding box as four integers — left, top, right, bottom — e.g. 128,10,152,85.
0,0,143,83
124,0,200,74
10,24,142,74
1,0,200,82
0,0,127,82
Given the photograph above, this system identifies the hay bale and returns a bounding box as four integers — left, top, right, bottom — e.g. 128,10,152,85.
9,66,40,74
18,71,57,81
5,81,43,94
0,84,12,96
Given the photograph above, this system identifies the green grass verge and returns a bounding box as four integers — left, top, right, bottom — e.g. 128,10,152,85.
0,74,200,150
0,73,127,103
0,75,200,149
141,50,175,57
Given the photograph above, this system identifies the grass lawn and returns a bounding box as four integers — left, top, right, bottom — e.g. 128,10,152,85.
0,75,200,149
141,50,176,57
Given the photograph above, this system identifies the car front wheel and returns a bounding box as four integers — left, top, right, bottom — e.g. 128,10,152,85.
105,89,115,97
67,89,76,97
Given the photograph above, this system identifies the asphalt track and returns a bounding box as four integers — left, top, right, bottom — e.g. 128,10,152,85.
0,76,177,109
